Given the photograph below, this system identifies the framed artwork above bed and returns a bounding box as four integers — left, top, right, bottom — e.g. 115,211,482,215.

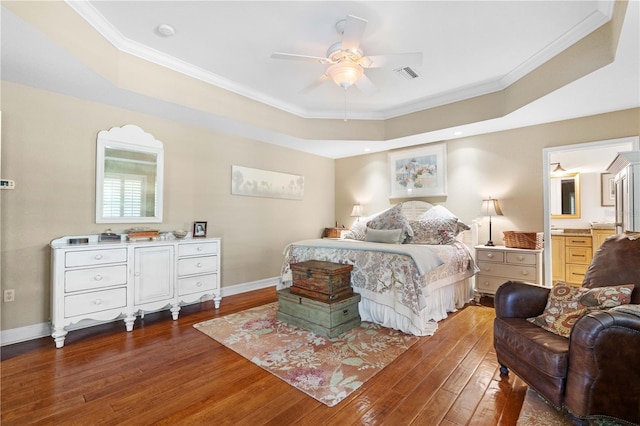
388,143,447,198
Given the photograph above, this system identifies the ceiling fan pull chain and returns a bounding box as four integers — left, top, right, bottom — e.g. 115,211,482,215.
344,88,348,122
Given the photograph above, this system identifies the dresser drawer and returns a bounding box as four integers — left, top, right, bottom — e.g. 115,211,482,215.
476,250,505,263
475,275,506,293
65,248,127,268
565,264,589,285
65,265,127,293
178,242,218,257
565,236,592,247
178,274,217,296
505,252,537,266
566,247,592,264
178,256,217,276
477,262,538,282
64,288,127,318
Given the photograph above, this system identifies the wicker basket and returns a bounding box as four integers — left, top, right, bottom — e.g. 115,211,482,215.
503,231,544,249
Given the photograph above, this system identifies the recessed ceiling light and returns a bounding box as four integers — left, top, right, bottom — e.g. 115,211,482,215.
156,24,176,37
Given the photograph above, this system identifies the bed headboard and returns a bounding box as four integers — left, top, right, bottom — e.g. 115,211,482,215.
400,200,434,220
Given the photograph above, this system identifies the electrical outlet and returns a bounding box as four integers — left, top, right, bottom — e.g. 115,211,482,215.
4,289,15,302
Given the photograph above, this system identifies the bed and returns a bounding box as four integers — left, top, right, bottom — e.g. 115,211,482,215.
279,201,479,336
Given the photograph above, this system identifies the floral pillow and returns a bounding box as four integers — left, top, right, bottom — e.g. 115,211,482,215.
527,282,634,338
366,204,414,243
409,217,458,244
419,205,470,236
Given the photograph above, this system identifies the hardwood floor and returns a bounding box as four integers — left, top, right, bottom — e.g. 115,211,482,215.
1,288,528,425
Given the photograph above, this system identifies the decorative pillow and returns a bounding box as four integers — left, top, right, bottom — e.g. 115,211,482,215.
364,228,404,244
527,282,634,338
366,204,414,243
409,217,458,244
343,220,368,241
419,205,470,236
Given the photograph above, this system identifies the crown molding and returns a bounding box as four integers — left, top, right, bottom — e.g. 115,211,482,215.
66,0,614,121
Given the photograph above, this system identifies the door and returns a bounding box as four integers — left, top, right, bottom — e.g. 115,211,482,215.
134,245,174,305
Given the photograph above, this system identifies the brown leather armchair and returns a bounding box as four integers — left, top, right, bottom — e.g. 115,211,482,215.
493,234,640,425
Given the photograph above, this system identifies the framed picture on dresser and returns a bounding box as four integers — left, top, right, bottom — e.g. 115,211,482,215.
193,221,207,237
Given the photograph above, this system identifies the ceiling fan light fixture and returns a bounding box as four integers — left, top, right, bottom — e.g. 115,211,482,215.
327,62,363,89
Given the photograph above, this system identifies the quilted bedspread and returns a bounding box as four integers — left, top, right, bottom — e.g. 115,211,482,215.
280,239,477,317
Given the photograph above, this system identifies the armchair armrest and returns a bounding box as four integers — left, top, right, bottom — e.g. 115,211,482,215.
494,281,550,319
564,307,640,423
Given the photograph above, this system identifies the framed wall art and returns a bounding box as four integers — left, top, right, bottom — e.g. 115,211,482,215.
388,143,447,198
231,165,304,200
600,173,615,206
193,221,207,238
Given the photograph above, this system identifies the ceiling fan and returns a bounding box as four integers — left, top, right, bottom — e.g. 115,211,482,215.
271,15,423,94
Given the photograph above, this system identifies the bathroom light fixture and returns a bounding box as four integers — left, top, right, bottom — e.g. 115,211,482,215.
481,197,503,246
350,203,363,221
551,162,566,173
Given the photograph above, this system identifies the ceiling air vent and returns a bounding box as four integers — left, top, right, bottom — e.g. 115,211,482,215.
394,67,420,80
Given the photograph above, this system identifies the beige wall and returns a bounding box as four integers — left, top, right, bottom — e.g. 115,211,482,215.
0,82,335,330
336,108,640,244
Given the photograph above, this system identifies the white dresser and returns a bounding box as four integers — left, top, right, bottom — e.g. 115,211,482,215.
50,235,221,348
474,245,544,300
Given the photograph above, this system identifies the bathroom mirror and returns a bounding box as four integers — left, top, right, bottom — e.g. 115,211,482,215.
96,125,163,223
550,172,580,218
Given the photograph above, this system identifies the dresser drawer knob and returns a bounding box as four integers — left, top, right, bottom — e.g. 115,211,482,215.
197,247,203,251
93,275,103,281
94,254,103,260
521,270,529,276
196,281,203,287
93,299,103,305
517,255,524,261
196,262,203,268
487,253,494,259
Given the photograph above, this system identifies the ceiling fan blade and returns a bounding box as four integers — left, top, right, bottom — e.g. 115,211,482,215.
271,52,330,64
300,74,330,93
362,52,423,69
341,15,367,51
355,73,377,95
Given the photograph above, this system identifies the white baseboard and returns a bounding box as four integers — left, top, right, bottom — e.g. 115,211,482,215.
0,277,279,347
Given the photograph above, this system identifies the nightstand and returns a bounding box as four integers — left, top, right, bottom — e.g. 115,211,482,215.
324,227,348,239
474,245,544,300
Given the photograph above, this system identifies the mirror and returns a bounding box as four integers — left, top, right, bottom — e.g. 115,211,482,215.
550,172,580,218
96,125,163,223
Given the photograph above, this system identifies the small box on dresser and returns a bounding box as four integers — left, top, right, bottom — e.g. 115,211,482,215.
474,245,544,301
277,289,361,338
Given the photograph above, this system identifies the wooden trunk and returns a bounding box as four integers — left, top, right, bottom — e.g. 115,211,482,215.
290,260,353,301
276,288,361,338
290,285,353,302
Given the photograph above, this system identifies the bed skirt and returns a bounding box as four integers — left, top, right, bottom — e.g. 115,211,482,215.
355,276,474,336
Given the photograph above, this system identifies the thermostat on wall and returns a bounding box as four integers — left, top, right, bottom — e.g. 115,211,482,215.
0,179,15,190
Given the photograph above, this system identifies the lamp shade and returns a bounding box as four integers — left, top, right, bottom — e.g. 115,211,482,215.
481,198,503,217
350,203,363,217
327,62,364,89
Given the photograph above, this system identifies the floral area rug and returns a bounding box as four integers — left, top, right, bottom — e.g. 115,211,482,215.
193,302,419,407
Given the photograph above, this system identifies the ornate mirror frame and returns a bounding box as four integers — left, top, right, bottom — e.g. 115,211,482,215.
96,125,164,224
